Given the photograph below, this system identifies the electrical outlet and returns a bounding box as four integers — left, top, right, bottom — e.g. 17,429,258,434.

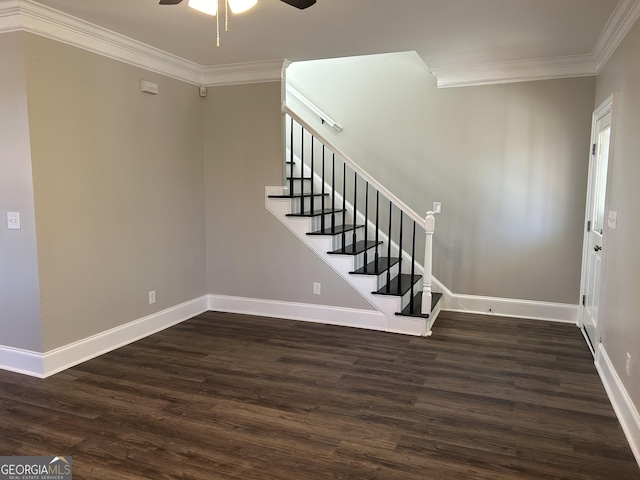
7,212,20,230
149,290,156,305
313,282,321,295
626,353,632,376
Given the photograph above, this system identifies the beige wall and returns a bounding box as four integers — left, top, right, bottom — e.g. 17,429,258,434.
288,53,596,304
203,82,372,310
24,34,208,351
0,32,42,352
594,19,640,413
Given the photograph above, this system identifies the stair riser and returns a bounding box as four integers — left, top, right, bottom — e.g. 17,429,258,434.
285,178,314,195
288,196,334,214
376,278,423,311
308,212,354,231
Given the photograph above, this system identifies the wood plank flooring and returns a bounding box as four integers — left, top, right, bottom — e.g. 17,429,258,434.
1,310,639,479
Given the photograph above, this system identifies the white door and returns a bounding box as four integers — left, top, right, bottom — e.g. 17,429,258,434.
580,99,612,353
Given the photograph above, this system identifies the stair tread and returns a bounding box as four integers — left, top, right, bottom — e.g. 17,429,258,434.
396,292,443,318
287,208,345,218
374,274,422,296
350,257,400,275
308,224,364,236
328,240,381,256
269,193,329,199
286,176,312,180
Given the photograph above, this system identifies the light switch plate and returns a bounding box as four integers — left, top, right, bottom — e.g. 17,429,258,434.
7,212,20,230
433,202,442,214
608,211,617,229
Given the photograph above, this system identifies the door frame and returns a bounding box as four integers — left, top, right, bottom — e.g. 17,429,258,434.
578,93,617,357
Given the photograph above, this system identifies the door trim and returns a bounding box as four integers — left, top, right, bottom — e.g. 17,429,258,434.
578,93,617,356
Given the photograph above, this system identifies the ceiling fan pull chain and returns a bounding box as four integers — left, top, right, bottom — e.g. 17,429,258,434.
216,0,220,46
225,0,229,32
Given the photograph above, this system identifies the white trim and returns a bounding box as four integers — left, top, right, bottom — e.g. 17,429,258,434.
593,0,640,71
208,294,388,332
1,0,284,87
432,54,597,89
432,0,640,88
201,60,286,86
0,0,20,32
1,0,637,91
445,294,579,324
0,344,44,377
595,344,640,467
16,0,203,85
578,94,616,337
0,295,208,378
43,295,209,377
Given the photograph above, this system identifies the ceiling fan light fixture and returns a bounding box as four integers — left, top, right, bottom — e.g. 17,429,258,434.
228,0,257,14
188,0,217,16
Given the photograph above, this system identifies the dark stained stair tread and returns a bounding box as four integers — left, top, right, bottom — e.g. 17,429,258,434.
268,193,329,199
374,274,422,296
396,291,443,318
307,224,364,236
287,208,345,217
328,240,381,256
350,257,400,275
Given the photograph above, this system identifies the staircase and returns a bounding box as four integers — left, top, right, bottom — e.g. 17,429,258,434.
265,107,442,336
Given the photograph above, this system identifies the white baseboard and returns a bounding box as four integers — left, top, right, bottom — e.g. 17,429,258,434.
208,294,390,332
596,344,640,468
445,293,579,324
0,295,209,378
0,345,45,378
0,292,579,378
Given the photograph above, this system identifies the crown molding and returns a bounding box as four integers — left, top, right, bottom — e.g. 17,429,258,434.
592,0,640,70
1,0,639,89
431,54,598,88
200,59,287,86
0,0,21,32
0,0,284,87
431,0,640,88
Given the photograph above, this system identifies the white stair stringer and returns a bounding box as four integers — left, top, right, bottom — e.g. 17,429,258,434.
266,186,429,337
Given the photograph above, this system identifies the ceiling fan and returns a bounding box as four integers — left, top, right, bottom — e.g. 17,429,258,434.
159,0,316,46
159,0,316,9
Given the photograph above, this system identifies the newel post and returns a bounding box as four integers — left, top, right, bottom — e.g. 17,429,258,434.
421,211,435,323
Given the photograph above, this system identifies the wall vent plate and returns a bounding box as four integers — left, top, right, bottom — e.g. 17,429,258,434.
140,80,159,95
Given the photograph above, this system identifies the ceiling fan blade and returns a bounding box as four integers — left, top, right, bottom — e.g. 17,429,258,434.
280,0,316,9
159,0,183,5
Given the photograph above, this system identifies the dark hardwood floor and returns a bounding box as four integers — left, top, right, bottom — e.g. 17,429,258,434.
1,310,639,479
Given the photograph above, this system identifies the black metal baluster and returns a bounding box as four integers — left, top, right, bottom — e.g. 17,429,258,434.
375,191,380,266
289,117,294,197
410,221,417,314
342,163,347,252
352,172,358,251
300,127,305,205
398,210,404,278
364,182,369,273
331,154,336,233
321,145,326,231
310,136,315,215
386,200,392,292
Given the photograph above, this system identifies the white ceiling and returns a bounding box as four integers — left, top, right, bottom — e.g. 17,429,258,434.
11,0,640,86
